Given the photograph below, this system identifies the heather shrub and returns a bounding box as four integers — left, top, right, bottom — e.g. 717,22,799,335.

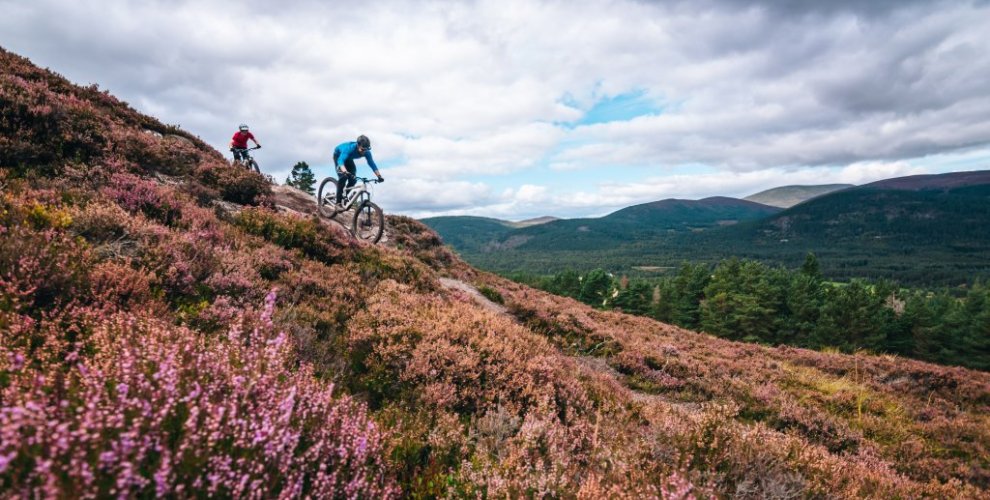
384,215,457,271
113,129,201,176
68,200,130,242
0,220,92,317
509,302,622,357
0,292,397,498
347,281,575,413
180,180,222,207
356,247,438,292
253,246,294,281
88,260,162,315
478,284,504,305
0,72,108,176
102,173,182,226
133,227,222,305
234,207,356,266
346,281,652,496
195,162,272,206
276,261,368,378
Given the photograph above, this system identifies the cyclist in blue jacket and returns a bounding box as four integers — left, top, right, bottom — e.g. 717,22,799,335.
334,135,384,206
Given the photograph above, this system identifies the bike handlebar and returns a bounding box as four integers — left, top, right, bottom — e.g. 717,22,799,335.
231,146,261,151
340,173,382,183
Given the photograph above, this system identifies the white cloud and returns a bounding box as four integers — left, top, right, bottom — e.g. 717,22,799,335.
2,0,989,218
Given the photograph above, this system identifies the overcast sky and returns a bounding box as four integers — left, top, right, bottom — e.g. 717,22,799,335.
2,0,989,219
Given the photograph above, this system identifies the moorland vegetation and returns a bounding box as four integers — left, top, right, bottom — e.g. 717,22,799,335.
2,47,989,498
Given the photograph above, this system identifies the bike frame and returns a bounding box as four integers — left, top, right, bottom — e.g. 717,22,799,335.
232,146,260,162
338,177,378,210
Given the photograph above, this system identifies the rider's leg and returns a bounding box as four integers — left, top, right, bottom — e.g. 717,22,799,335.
335,160,357,205
231,148,244,165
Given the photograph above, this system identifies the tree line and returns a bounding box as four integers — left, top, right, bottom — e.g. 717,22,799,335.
513,254,990,371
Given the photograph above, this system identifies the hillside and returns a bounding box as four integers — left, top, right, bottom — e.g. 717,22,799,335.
2,46,990,498
744,184,854,208
428,173,990,285
602,196,781,228
863,170,990,190
505,215,558,228
417,215,517,251
727,175,990,283
423,197,780,256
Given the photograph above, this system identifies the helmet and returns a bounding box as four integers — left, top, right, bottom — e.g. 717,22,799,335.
239,124,249,131
356,135,371,150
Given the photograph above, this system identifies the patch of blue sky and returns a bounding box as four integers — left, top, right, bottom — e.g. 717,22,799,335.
578,89,663,125
554,89,664,129
909,146,990,173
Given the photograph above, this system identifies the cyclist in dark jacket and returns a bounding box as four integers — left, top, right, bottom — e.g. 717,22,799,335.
334,135,384,205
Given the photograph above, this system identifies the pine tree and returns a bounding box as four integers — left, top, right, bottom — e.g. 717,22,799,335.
613,280,652,315
578,269,612,308
671,262,711,330
800,252,822,279
285,161,317,194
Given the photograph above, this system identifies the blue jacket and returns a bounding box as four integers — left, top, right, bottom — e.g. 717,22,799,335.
334,141,380,174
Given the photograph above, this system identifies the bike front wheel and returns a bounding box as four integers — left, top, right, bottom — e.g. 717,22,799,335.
352,200,384,243
246,159,260,173
316,177,341,219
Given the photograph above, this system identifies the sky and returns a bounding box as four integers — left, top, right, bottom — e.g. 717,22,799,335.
2,0,989,220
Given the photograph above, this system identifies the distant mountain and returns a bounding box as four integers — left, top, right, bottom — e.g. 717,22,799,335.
748,172,990,247
425,170,990,285
422,197,781,255
859,170,990,191
603,196,780,227
744,184,853,208
505,216,559,228
417,216,516,251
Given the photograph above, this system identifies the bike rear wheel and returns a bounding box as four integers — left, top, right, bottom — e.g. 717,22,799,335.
352,200,384,243
317,177,341,219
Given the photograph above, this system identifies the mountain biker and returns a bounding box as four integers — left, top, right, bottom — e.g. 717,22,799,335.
334,134,384,206
229,124,261,164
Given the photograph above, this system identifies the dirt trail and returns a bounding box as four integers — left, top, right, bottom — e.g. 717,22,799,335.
437,278,701,415
574,356,702,415
439,278,508,315
271,184,390,244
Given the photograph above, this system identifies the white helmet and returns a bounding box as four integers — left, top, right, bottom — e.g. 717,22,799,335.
239,124,249,131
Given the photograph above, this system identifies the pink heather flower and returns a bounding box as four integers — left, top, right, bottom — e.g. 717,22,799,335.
261,288,278,325
10,352,25,370
0,452,16,473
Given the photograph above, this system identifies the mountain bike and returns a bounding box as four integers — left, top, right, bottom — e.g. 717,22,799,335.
231,146,262,173
316,174,385,243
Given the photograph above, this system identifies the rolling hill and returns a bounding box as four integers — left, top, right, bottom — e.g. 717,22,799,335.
744,184,854,208
2,46,989,498
426,172,990,285
721,172,990,283
424,196,781,255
